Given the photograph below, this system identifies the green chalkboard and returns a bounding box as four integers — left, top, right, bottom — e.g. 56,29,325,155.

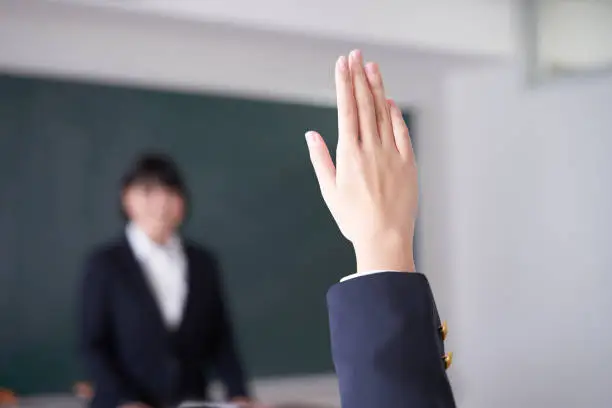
0,74,411,395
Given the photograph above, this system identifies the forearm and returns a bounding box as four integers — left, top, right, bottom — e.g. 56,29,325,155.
216,359,249,400
308,50,456,408
352,231,415,274
80,255,139,404
83,347,138,403
209,259,250,400
214,331,250,399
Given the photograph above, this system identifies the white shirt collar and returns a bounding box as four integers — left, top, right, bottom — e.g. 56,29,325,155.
125,221,182,261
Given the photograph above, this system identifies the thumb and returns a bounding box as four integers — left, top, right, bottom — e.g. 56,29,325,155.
305,131,336,201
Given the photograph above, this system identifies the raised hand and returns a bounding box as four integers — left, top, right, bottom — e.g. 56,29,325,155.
306,50,417,273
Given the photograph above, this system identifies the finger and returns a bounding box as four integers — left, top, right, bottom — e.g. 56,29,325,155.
335,55,358,152
388,99,414,162
348,49,379,146
364,62,394,146
305,131,336,201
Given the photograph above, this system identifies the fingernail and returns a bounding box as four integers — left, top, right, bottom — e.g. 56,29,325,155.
337,56,348,71
349,49,362,63
365,62,377,76
305,131,318,146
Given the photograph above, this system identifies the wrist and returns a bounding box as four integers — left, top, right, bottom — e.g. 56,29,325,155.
353,230,415,274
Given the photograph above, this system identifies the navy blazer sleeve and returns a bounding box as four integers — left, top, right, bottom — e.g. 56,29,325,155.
79,252,139,404
208,256,250,399
327,272,456,408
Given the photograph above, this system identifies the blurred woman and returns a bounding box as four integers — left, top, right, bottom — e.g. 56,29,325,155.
79,153,250,408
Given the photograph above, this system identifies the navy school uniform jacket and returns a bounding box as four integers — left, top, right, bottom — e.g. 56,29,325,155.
327,272,456,408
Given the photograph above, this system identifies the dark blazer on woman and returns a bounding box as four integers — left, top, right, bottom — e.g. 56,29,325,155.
79,237,248,408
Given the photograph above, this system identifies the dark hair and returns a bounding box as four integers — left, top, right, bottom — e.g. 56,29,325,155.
120,152,190,219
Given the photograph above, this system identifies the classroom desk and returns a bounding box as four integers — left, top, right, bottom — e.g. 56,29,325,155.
13,396,337,408
9,395,83,408
9,374,341,408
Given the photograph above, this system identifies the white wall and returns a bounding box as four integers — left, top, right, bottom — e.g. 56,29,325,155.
443,66,612,407
45,0,517,58
0,0,472,107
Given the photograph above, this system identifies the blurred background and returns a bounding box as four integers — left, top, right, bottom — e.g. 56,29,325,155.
0,0,611,407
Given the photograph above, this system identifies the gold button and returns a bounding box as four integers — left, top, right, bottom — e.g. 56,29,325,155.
440,321,448,341
443,352,453,370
